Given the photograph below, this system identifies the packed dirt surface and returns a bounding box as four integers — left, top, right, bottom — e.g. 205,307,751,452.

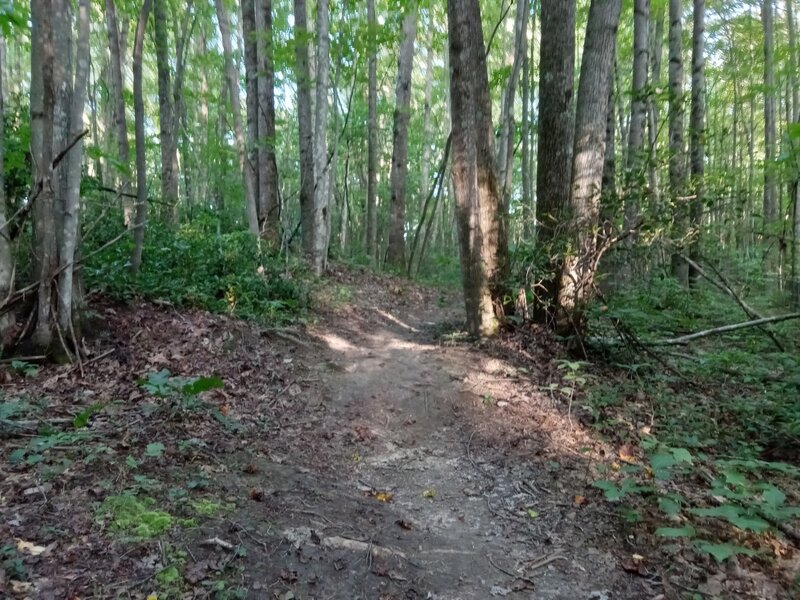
0,267,783,599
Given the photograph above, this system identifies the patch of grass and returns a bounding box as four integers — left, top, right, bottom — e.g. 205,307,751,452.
98,494,174,539
191,499,235,517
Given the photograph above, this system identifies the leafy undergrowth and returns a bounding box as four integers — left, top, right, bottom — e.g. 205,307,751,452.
573,268,800,596
0,299,316,598
84,220,308,324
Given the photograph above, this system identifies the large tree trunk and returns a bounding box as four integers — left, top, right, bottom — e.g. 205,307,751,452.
294,0,315,256
558,0,622,340
624,0,650,234
216,0,258,233
535,0,576,316
386,6,417,270
688,0,705,285
130,0,152,274
256,0,280,242
668,0,689,285
447,0,506,337
153,0,179,224
30,0,57,350
311,0,330,274
763,0,778,231
104,0,132,226
366,0,378,262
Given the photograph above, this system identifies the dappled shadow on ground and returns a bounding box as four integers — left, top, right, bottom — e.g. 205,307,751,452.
0,267,793,599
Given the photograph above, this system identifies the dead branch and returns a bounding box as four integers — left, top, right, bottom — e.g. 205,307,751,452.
648,313,800,346
679,254,785,352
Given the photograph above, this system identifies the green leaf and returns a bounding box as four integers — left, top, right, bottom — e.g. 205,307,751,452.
73,403,106,429
650,451,677,472
126,455,139,469
671,448,693,464
144,443,165,458
593,480,622,501
691,505,771,532
694,541,757,562
658,497,682,516
182,376,224,397
8,448,26,464
759,485,786,508
655,525,695,538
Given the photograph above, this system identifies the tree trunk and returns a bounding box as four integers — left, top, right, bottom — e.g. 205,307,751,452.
419,25,434,238
56,0,89,339
294,0,315,256
216,0,258,234
558,0,622,340
256,0,280,242
624,0,650,234
447,0,506,337
497,0,529,202
366,0,378,263
668,0,689,285
763,0,778,230
104,0,132,226
311,0,330,274
647,9,663,206
0,34,12,347
535,0,576,315
153,0,179,224
130,0,152,274
787,0,800,305
688,0,705,285
386,6,417,270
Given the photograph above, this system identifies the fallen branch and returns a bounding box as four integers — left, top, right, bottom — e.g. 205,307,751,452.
649,313,800,346
679,255,784,352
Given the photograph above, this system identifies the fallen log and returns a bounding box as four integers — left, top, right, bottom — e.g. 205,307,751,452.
649,313,800,346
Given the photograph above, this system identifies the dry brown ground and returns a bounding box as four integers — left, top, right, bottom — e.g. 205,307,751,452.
0,266,792,599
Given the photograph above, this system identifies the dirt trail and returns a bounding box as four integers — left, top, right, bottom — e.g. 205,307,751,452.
0,272,657,599
214,277,650,599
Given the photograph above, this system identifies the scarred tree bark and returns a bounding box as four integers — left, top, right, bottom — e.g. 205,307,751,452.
386,6,417,269
536,0,576,317
557,0,622,339
447,0,507,337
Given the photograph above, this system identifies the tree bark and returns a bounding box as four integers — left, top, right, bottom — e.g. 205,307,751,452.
535,0,576,315
647,8,663,206
104,0,132,226
366,0,378,263
294,0,315,256
130,0,152,274
788,0,800,305
557,0,622,339
386,6,418,270
763,0,778,229
624,0,650,234
56,0,90,338
668,0,689,285
216,0,258,234
312,0,331,274
153,0,179,224
256,0,280,242
447,0,506,337
0,34,12,346
688,0,705,285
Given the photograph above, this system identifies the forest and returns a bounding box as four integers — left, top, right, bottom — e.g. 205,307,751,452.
1,0,800,598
